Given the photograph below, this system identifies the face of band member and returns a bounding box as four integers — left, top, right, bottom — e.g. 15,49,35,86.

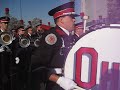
36,25,43,31
0,21,9,31
28,28,33,35
18,28,25,35
48,2,78,32
75,26,83,36
59,15,75,32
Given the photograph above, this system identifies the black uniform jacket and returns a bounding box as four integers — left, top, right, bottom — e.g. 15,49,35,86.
31,26,76,73
0,30,15,88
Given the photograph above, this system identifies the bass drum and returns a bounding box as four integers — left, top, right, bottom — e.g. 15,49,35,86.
64,24,120,90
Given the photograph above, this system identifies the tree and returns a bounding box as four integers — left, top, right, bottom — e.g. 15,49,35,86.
31,18,42,28
8,17,19,31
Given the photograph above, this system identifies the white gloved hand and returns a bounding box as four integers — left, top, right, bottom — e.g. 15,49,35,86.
57,76,77,90
15,57,20,64
0,47,4,52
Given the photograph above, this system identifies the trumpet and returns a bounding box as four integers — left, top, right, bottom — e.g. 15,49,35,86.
19,36,30,48
19,34,42,48
0,32,13,45
33,38,40,47
30,33,42,47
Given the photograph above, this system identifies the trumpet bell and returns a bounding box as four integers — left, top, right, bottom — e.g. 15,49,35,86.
34,39,40,47
0,32,13,45
19,37,30,48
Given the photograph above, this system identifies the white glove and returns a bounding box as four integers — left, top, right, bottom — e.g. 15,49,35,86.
15,57,20,64
57,76,77,90
0,47,4,52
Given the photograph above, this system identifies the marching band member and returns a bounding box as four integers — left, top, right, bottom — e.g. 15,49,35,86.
31,2,79,90
0,16,12,90
74,22,84,41
46,2,79,90
12,26,28,90
30,23,49,90
25,25,33,38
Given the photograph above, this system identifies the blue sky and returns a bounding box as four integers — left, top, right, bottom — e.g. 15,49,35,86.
0,0,81,25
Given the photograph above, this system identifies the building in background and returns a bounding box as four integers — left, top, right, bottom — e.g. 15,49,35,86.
81,0,120,27
85,0,108,22
107,0,120,23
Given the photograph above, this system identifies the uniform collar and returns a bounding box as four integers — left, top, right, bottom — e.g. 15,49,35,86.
58,26,70,36
75,33,79,37
56,26,67,36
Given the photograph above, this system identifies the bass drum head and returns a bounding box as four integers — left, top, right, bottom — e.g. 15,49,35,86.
64,27,120,90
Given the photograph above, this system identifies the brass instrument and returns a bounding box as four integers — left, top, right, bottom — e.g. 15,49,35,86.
30,32,42,47
0,32,13,45
19,32,42,48
19,36,30,48
33,38,40,47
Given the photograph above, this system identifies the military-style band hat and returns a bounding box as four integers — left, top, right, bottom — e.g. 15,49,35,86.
48,2,79,19
25,25,32,30
0,16,10,23
35,23,42,27
15,26,25,32
75,22,84,29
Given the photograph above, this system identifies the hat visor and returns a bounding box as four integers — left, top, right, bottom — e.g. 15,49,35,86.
56,14,80,19
72,14,80,17
66,14,80,19
65,14,80,18
35,24,42,27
